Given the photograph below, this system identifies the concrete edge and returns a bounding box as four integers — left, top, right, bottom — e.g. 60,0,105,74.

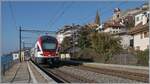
27,61,38,84
29,61,56,83
69,60,148,70
83,63,149,70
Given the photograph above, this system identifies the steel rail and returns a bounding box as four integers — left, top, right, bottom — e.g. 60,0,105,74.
77,65,149,83
31,60,69,83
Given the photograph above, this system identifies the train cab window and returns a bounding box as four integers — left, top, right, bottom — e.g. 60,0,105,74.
41,36,57,51
42,43,56,50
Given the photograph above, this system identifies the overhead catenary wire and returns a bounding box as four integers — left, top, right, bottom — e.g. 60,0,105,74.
20,27,57,51
100,1,127,22
9,2,18,30
48,2,73,29
46,2,66,28
21,29,56,33
78,2,114,24
82,1,126,24
47,1,125,29
20,28,56,42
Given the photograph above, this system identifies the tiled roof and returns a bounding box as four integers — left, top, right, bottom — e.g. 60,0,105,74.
113,31,128,36
129,23,149,34
131,8,149,16
86,23,99,29
104,20,125,29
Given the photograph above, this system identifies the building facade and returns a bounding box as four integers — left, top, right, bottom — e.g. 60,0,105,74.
103,21,126,34
103,5,149,50
129,10,149,50
12,52,19,60
114,32,133,49
56,24,81,44
135,11,149,26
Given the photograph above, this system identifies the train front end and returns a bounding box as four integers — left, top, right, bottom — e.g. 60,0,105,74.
33,35,59,64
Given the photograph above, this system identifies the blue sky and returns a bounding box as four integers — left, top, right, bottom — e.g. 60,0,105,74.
2,1,148,54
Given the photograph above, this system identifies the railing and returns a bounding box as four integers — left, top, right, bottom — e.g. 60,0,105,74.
1,55,18,76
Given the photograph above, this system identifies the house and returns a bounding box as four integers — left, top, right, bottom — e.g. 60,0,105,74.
56,25,73,44
56,24,81,54
102,8,134,49
56,24,81,44
96,24,104,32
129,10,149,50
103,8,127,34
12,52,19,60
113,32,133,49
86,23,99,29
103,5,149,50
103,20,127,34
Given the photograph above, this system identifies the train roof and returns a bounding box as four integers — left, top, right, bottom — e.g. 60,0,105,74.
37,35,58,43
38,35,56,40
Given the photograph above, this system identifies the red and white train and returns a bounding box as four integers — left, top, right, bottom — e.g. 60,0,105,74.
31,35,60,64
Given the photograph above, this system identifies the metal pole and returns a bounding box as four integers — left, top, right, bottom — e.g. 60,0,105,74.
73,30,75,58
23,41,25,61
19,26,22,62
23,41,25,50
72,24,74,58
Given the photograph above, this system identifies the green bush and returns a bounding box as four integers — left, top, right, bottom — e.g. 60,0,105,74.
76,48,97,62
90,32,123,62
136,49,149,66
77,27,92,49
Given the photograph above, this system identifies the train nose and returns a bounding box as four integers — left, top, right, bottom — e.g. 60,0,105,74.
42,51,56,56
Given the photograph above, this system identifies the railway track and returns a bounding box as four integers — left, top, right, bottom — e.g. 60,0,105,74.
31,60,148,83
32,61,68,83
64,60,148,82
39,64,96,83
77,65,149,83
32,60,97,83
46,67,96,83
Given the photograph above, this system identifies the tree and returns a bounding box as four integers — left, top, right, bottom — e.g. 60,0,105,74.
61,37,72,53
90,32,122,62
77,26,92,49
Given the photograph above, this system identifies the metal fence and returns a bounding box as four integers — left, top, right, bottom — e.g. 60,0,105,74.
1,55,15,76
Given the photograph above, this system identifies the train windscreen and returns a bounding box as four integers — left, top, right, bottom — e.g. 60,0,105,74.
42,43,56,50
41,36,57,51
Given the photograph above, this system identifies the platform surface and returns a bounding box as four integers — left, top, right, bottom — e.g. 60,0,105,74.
2,61,31,83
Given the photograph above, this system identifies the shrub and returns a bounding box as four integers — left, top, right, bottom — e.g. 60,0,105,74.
136,49,149,66
77,27,92,49
76,48,99,62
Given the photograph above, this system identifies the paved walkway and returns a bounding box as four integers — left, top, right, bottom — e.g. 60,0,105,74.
2,61,56,83
2,61,31,83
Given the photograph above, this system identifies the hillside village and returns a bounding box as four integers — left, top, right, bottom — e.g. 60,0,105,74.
8,3,149,66
56,3,149,66
2,2,149,83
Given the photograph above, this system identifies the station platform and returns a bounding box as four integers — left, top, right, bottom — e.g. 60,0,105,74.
2,61,56,83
